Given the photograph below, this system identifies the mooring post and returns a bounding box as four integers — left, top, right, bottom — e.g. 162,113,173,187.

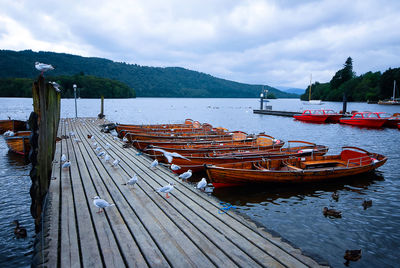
29,75,61,232
98,95,105,119
342,92,347,114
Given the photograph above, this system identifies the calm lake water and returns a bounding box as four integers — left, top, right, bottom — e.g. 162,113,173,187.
0,97,399,267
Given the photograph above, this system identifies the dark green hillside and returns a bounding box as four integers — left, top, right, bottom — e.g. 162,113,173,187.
0,49,297,98
0,75,135,98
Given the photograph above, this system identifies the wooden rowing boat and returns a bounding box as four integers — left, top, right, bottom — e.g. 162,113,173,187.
125,130,249,142
116,119,200,130
118,127,225,139
130,133,282,151
205,146,387,188
151,141,327,174
4,131,31,156
0,119,27,134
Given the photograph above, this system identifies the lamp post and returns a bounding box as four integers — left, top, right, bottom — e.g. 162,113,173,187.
73,84,77,118
260,92,264,110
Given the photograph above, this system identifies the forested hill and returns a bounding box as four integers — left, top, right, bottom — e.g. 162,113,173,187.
0,49,297,98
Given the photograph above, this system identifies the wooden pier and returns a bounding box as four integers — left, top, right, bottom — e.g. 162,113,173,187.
39,117,328,267
253,109,300,117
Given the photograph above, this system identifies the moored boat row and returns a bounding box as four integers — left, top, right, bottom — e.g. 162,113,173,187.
118,119,387,188
294,110,400,128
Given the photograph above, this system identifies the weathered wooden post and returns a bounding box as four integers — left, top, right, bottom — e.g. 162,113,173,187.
342,92,347,114
29,75,60,232
98,95,105,119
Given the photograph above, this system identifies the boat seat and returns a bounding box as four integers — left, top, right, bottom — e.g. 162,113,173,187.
300,160,346,169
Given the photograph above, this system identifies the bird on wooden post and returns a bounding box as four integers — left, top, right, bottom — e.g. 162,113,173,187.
35,62,54,75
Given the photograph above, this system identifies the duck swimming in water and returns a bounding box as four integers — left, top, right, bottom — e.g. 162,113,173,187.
344,249,361,266
323,207,342,218
12,220,27,239
362,199,372,210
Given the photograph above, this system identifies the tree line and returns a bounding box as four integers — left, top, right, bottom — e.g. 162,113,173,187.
0,49,298,98
0,74,136,98
301,57,400,102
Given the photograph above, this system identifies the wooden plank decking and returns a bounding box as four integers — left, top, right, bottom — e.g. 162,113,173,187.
41,117,328,267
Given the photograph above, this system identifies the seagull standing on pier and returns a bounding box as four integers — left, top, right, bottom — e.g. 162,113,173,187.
150,159,158,169
35,62,55,74
157,183,174,198
171,164,181,171
196,178,207,190
61,154,67,162
123,174,138,187
62,161,71,169
104,154,110,162
93,196,115,213
112,159,120,167
179,169,192,180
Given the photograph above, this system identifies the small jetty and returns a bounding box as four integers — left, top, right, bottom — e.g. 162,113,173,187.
37,117,327,267
253,109,300,117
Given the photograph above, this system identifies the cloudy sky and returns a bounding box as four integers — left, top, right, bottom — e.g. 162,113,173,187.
1,0,399,89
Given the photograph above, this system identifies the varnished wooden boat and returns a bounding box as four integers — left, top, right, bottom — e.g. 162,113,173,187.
4,131,31,156
118,127,225,139
205,147,387,188
116,121,217,136
0,120,27,134
125,130,249,142
150,141,327,174
116,119,200,130
131,133,281,151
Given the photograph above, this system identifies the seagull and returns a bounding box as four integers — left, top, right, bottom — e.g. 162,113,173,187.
104,154,111,162
97,151,105,157
105,143,111,149
4,130,14,136
196,178,207,190
122,136,128,142
61,154,67,162
150,159,158,169
91,136,95,140
146,148,190,163
171,164,181,171
62,161,71,169
35,62,54,74
95,146,102,152
49,81,61,92
179,169,192,180
113,137,119,141
92,142,98,148
123,174,138,186
157,183,174,198
69,131,75,136
110,130,118,137
112,159,120,167
74,138,81,142
93,196,115,213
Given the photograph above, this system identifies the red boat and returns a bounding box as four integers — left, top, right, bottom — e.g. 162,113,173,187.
293,109,342,123
373,112,400,128
339,112,387,128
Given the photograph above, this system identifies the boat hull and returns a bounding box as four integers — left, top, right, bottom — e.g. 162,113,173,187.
4,132,31,156
0,120,27,134
339,118,387,128
293,115,329,123
157,144,328,174
205,148,387,187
